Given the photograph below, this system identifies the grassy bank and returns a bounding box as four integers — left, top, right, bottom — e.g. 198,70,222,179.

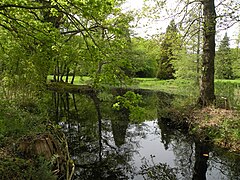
191,107,240,152
0,97,57,179
0,94,74,179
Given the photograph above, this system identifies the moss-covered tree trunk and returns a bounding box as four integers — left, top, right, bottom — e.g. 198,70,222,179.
199,0,216,106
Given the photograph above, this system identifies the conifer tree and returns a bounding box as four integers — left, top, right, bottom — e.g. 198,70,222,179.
215,33,233,79
156,20,181,80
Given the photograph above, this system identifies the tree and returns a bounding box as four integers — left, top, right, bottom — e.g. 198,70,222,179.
215,33,233,79
0,0,135,94
142,0,240,106
156,20,181,80
149,0,216,105
232,30,240,78
173,48,199,80
129,38,158,78
198,0,216,106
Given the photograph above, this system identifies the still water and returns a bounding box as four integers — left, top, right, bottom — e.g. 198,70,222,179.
50,90,240,180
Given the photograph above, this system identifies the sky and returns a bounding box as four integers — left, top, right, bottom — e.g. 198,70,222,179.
122,0,240,48
122,0,170,37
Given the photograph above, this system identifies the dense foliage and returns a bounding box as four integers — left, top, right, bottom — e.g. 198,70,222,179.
0,0,135,94
0,0,240,179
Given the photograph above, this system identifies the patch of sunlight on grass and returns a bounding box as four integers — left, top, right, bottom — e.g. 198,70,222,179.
215,79,240,84
133,78,199,96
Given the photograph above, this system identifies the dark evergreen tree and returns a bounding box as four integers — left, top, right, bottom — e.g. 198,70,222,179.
215,33,233,79
156,20,181,80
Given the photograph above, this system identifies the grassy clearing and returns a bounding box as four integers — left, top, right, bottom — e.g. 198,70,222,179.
47,76,200,96
134,78,240,93
215,79,240,84
47,76,240,95
215,79,240,109
133,78,199,96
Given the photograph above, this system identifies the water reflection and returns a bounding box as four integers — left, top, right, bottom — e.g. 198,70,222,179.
49,90,240,180
192,140,209,180
111,110,129,147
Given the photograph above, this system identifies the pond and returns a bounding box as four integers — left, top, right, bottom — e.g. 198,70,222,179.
49,89,240,180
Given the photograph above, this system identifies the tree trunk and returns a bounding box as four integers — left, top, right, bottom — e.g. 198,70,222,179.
196,6,201,84
198,0,216,106
66,67,70,83
71,69,76,84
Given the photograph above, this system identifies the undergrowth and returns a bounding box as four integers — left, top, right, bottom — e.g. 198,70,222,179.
0,156,57,180
0,94,56,179
191,107,240,152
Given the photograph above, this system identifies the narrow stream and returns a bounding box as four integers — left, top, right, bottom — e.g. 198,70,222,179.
49,90,240,180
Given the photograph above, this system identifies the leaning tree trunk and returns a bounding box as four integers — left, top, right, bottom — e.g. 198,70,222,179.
198,0,216,106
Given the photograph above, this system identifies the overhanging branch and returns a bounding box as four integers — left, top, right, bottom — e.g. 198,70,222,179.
0,4,55,10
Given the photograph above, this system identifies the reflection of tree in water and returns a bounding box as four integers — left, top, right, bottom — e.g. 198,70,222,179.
111,109,130,147
139,156,178,180
156,91,240,180
208,148,240,180
192,143,240,180
156,92,205,180
157,119,195,179
49,90,240,180
192,140,209,180
50,92,98,124
50,91,138,179
74,154,132,180
158,120,174,150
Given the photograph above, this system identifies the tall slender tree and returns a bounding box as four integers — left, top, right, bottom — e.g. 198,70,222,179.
215,33,233,79
156,20,181,80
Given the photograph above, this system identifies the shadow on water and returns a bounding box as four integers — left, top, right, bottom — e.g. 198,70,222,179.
48,89,240,180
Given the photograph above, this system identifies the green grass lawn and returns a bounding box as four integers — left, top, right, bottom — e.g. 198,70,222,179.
47,76,198,95
215,79,240,84
47,75,240,98
133,78,198,95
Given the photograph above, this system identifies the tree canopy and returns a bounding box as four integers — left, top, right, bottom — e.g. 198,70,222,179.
0,0,135,94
